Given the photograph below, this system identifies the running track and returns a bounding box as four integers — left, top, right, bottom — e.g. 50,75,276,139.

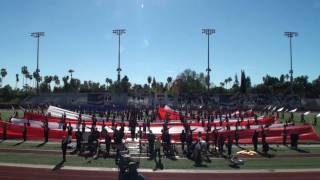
0,166,319,180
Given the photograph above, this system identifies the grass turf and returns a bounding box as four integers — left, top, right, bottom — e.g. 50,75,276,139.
0,141,60,150
278,112,320,133
0,109,24,121
1,141,320,154
0,151,320,170
0,108,320,170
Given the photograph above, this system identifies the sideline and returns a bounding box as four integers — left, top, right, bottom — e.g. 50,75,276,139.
0,162,320,174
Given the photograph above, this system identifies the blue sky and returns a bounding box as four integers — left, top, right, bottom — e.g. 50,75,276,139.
0,0,320,88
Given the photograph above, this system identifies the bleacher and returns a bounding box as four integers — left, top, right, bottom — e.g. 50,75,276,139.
21,93,88,105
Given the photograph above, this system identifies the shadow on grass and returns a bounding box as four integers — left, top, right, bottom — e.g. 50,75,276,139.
257,151,275,158
193,163,208,168
238,146,250,151
52,161,64,171
36,142,47,147
269,146,277,152
13,141,25,146
167,156,178,161
204,157,212,163
229,164,241,169
291,147,310,153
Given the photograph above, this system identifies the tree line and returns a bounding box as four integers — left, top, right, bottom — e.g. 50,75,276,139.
0,66,320,103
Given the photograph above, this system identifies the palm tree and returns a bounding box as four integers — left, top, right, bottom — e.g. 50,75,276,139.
62,76,69,87
105,78,112,90
21,66,28,88
68,69,74,80
147,76,152,88
167,76,172,90
220,82,225,88
15,74,19,89
0,68,7,86
33,70,41,88
53,75,60,88
28,74,33,89
285,74,290,81
224,79,228,89
226,77,232,89
25,71,30,88
44,75,53,92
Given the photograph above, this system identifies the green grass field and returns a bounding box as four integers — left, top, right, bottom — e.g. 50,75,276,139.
279,112,320,133
0,151,319,170
3,109,320,133
0,107,320,170
0,109,24,121
1,140,320,154
0,141,61,150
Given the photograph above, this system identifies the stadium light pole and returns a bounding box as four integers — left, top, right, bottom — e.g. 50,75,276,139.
113,29,126,83
31,32,45,95
284,31,298,95
202,28,215,91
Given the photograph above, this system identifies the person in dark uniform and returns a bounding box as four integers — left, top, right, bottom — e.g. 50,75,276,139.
213,128,218,152
148,131,155,159
2,122,7,141
314,114,318,126
290,112,294,123
130,120,137,141
290,132,299,149
61,136,68,162
218,134,225,155
62,113,67,131
77,114,82,129
282,125,288,146
252,130,258,152
254,114,258,125
180,130,186,154
44,122,49,143
92,115,97,129
154,137,163,170
143,121,147,134
261,127,266,145
186,130,194,155
227,135,233,158
234,129,239,146
246,119,250,129
81,120,86,133
67,122,73,143
301,113,305,124
22,123,27,142
104,130,111,158
75,128,82,153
